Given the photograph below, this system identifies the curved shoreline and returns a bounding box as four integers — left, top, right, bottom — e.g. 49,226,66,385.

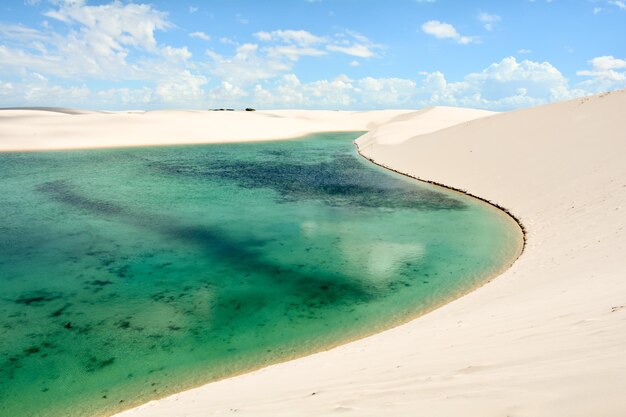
111,133,525,417
3,91,624,417
114,90,626,417
2,128,520,415
354,140,528,252
107,134,525,417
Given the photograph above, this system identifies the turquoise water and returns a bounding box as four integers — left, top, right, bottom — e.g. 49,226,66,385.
0,132,521,417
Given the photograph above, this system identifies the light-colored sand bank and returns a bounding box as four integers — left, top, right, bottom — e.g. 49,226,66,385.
110,90,626,417
0,108,417,151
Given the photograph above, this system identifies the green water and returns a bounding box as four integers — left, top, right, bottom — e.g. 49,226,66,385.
0,132,521,417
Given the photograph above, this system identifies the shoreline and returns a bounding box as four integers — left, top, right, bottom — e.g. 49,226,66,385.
112,90,626,417
2,91,625,416
110,116,525,417
354,141,528,252
104,169,524,417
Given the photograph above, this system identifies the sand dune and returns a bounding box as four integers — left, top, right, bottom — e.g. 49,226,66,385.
3,91,625,417
0,108,419,152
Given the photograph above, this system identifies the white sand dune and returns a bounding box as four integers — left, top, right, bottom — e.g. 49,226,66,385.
2,90,625,417
0,108,416,152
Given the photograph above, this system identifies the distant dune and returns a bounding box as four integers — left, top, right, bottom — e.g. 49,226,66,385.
0,108,414,151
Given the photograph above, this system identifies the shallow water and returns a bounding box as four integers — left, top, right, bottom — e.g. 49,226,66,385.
0,132,521,417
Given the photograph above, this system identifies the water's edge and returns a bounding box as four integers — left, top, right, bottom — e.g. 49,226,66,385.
105,134,525,417
353,140,527,253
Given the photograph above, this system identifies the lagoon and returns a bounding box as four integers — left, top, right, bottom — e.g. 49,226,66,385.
0,132,521,417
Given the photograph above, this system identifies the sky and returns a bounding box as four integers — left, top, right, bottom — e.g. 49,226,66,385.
0,0,625,110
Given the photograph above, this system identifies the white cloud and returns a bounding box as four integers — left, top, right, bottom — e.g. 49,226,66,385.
326,43,375,58
206,43,291,86
0,1,180,80
97,87,154,105
241,57,584,110
0,1,226,109
326,31,382,58
160,46,192,61
266,45,327,60
0,73,90,107
2,54,616,111
1,5,619,112
421,20,477,44
252,30,328,60
44,1,171,52
586,55,626,71
477,12,501,31
518,48,532,54
255,74,356,107
357,77,417,106
201,29,384,90
576,56,626,92
190,31,210,41
254,29,381,59
411,56,586,110
254,29,326,46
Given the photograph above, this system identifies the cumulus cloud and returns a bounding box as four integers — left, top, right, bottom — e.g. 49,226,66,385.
44,1,171,52
0,1,178,80
576,55,626,92
0,4,619,112
0,52,608,110
203,29,383,89
206,43,291,86
421,20,477,44
579,55,626,74
0,0,215,107
418,56,582,109
238,57,586,110
0,75,90,107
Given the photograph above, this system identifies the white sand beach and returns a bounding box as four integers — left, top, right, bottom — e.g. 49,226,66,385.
2,90,625,417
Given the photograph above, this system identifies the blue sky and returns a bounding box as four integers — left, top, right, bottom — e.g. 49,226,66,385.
1,0,625,110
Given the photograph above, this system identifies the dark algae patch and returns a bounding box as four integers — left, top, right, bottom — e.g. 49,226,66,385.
149,147,465,211
0,132,522,417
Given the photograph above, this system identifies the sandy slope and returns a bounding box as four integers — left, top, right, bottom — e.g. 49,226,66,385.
3,91,625,416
